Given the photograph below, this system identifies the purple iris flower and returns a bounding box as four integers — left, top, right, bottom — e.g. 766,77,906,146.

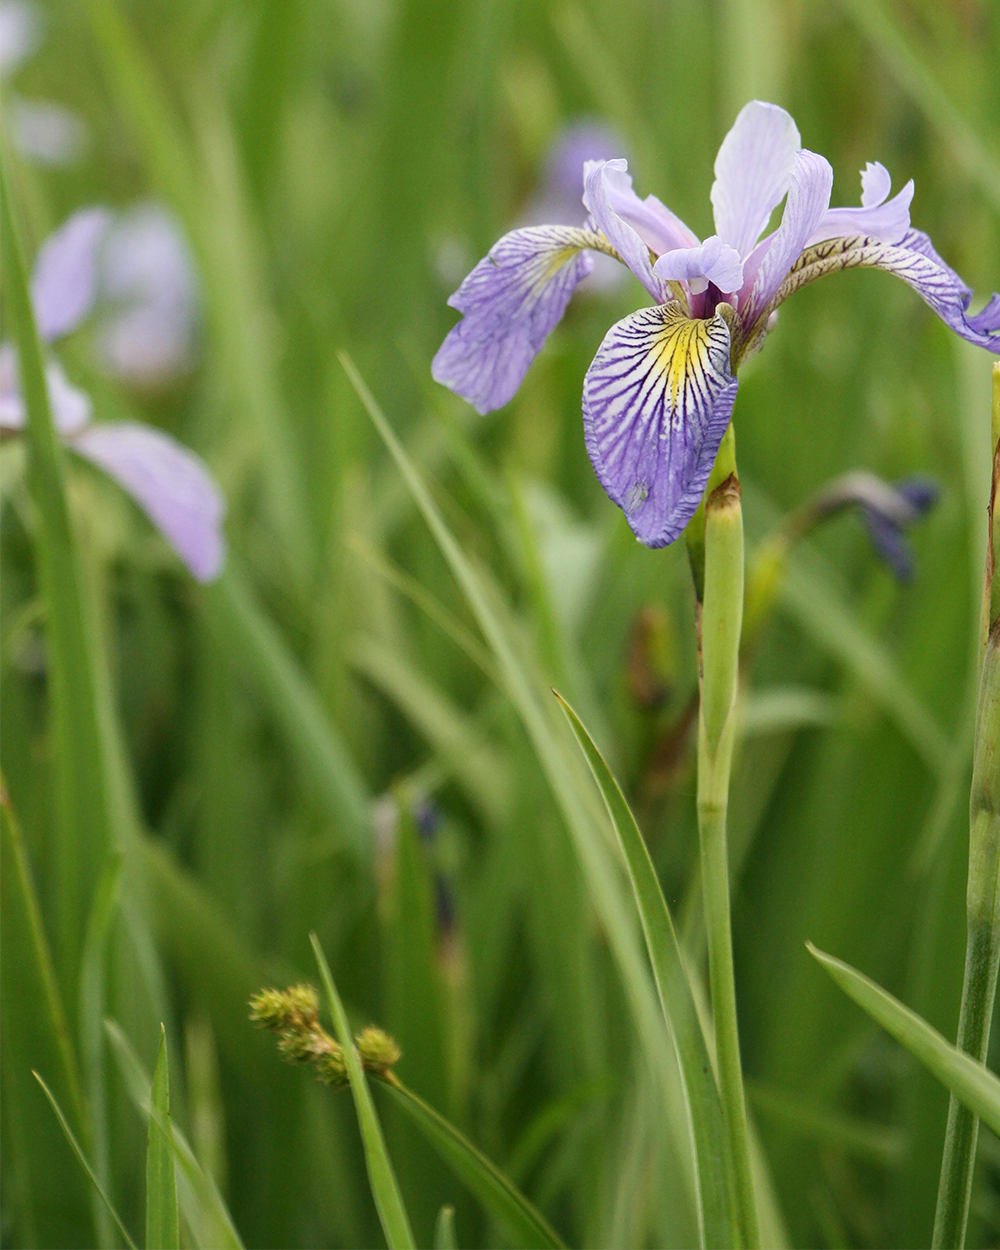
524,120,628,292
811,471,939,582
433,101,1000,548
0,207,225,582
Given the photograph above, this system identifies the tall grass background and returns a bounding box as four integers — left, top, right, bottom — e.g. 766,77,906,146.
1,0,999,1246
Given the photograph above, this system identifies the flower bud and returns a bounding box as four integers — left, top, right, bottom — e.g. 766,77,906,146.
356,1026,402,1075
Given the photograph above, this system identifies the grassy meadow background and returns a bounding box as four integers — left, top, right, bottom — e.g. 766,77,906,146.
2,0,1000,1246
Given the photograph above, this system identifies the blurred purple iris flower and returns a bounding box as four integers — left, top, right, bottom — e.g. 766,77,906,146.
0,1,88,166
433,101,1000,548
811,471,939,582
524,120,627,292
0,208,225,581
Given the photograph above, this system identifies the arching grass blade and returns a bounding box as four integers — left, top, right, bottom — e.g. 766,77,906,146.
554,692,738,1248
808,945,1000,1136
309,933,416,1250
383,1080,565,1250
33,1072,138,1250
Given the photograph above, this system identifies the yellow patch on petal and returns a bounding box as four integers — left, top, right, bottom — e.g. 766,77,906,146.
652,303,718,414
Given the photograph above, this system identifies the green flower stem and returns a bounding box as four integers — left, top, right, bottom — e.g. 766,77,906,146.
696,425,760,1249
932,366,1000,1249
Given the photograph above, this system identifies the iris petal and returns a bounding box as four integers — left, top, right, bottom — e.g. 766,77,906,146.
583,160,664,300
432,225,599,414
69,422,226,581
772,229,1000,352
711,101,801,258
31,207,111,342
806,164,913,248
583,302,738,547
583,158,700,255
741,149,833,328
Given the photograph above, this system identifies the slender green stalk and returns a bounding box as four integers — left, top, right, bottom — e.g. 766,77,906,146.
696,425,760,1248
932,366,1000,1248
0,161,112,981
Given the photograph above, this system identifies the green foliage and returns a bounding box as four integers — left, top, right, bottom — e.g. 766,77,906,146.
146,1028,180,1250
2,1,999,1247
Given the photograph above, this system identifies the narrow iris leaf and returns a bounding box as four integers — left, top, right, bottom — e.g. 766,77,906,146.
808,945,1000,1136
146,1027,180,1250
33,1071,138,1250
554,692,738,1248
384,1081,565,1250
309,933,416,1250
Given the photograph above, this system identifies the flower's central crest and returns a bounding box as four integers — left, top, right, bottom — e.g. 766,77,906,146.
432,101,1000,547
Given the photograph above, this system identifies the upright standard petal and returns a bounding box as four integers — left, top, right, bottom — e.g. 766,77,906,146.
741,149,834,329
806,162,913,248
771,229,1000,352
68,422,226,581
432,225,598,414
584,158,700,255
710,101,801,258
583,302,738,547
31,207,112,341
583,160,664,300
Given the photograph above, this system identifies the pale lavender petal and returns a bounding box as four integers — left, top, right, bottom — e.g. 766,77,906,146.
806,163,913,248
10,97,88,167
583,160,664,300
31,207,111,342
68,422,226,580
710,101,801,258
0,1,40,76
653,235,744,295
45,358,92,433
585,159,700,255
97,204,198,385
583,302,738,547
741,149,833,326
0,346,91,433
432,225,597,413
861,162,892,207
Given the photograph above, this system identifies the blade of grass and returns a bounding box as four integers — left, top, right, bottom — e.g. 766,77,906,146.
208,568,370,861
105,1021,244,1250
554,692,738,1248
1,781,87,1134
147,1027,180,1250
807,944,1000,1137
309,933,416,1250
32,1072,138,1250
383,1080,565,1250
78,852,124,1250
340,351,702,1230
0,154,114,978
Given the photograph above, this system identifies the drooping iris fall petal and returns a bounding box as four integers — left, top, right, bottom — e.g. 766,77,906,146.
583,302,738,546
68,421,226,582
431,225,599,414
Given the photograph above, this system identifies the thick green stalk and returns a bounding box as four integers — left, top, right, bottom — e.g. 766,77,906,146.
696,426,759,1249
932,365,1000,1248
